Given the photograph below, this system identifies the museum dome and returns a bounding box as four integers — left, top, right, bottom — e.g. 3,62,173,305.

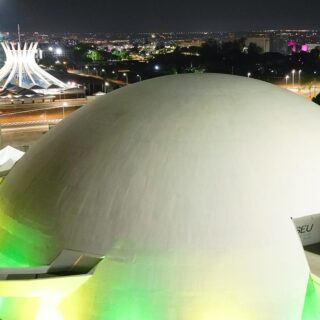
1,74,320,318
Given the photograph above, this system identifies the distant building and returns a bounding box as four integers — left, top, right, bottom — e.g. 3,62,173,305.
306,43,320,52
176,39,205,48
270,37,288,55
246,36,270,53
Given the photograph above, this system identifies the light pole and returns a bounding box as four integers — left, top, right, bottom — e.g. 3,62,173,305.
62,102,67,118
137,74,142,82
292,69,296,87
298,70,302,86
285,75,289,86
85,65,89,74
123,73,128,85
104,82,110,93
247,72,251,78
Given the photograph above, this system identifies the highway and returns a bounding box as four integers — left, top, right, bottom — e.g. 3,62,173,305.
0,106,79,124
278,83,320,100
0,98,87,111
0,98,87,149
0,98,87,124
68,70,127,86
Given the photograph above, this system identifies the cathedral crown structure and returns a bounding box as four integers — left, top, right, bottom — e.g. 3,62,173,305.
0,42,68,91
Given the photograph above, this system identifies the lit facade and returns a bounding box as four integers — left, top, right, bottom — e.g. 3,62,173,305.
0,42,68,91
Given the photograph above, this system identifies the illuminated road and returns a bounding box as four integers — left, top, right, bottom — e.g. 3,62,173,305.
0,99,87,148
0,98,86,110
0,106,79,124
0,98,87,124
278,83,320,100
68,70,127,86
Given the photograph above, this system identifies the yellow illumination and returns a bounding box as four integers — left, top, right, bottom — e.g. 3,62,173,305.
36,296,63,320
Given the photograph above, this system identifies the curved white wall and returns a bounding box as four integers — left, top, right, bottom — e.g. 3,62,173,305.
1,74,320,318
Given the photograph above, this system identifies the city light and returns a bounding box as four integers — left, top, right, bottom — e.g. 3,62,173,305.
285,75,290,85
55,48,63,55
123,73,128,85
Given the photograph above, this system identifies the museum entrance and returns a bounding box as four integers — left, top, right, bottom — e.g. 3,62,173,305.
293,214,320,278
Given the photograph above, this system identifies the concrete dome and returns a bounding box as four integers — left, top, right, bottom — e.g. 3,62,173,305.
1,74,320,319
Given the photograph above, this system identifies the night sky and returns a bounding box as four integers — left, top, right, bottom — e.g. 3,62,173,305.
0,0,320,32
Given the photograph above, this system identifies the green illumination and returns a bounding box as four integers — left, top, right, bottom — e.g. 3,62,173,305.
0,275,89,319
60,249,257,319
302,276,320,319
0,198,54,267
60,256,167,320
0,297,39,319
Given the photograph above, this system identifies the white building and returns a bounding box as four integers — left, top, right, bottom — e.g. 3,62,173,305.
0,42,69,93
0,74,320,319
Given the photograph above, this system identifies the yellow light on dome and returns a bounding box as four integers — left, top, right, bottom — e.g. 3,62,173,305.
36,296,63,320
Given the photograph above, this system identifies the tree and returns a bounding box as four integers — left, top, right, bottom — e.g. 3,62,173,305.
248,43,263,55
86,49,104,62
39,55,56,67
111,49,129,60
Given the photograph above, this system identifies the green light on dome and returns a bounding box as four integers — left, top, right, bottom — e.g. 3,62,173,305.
302,276,320,319
0,199,53,267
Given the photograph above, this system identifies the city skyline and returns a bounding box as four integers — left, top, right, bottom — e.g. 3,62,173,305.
0,0,320,33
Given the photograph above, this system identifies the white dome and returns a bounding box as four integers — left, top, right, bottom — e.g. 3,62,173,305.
1,74,320,319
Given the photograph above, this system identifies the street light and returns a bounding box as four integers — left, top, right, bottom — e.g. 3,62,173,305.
247,72,251,78
154,65,160,71
104,81,110,93
85,65,89,74
285,75,290,86
298,70,302,86
56,48,63,55
137,74,142,82
123,73,128,85
62,102,68,119
292,69,296,87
